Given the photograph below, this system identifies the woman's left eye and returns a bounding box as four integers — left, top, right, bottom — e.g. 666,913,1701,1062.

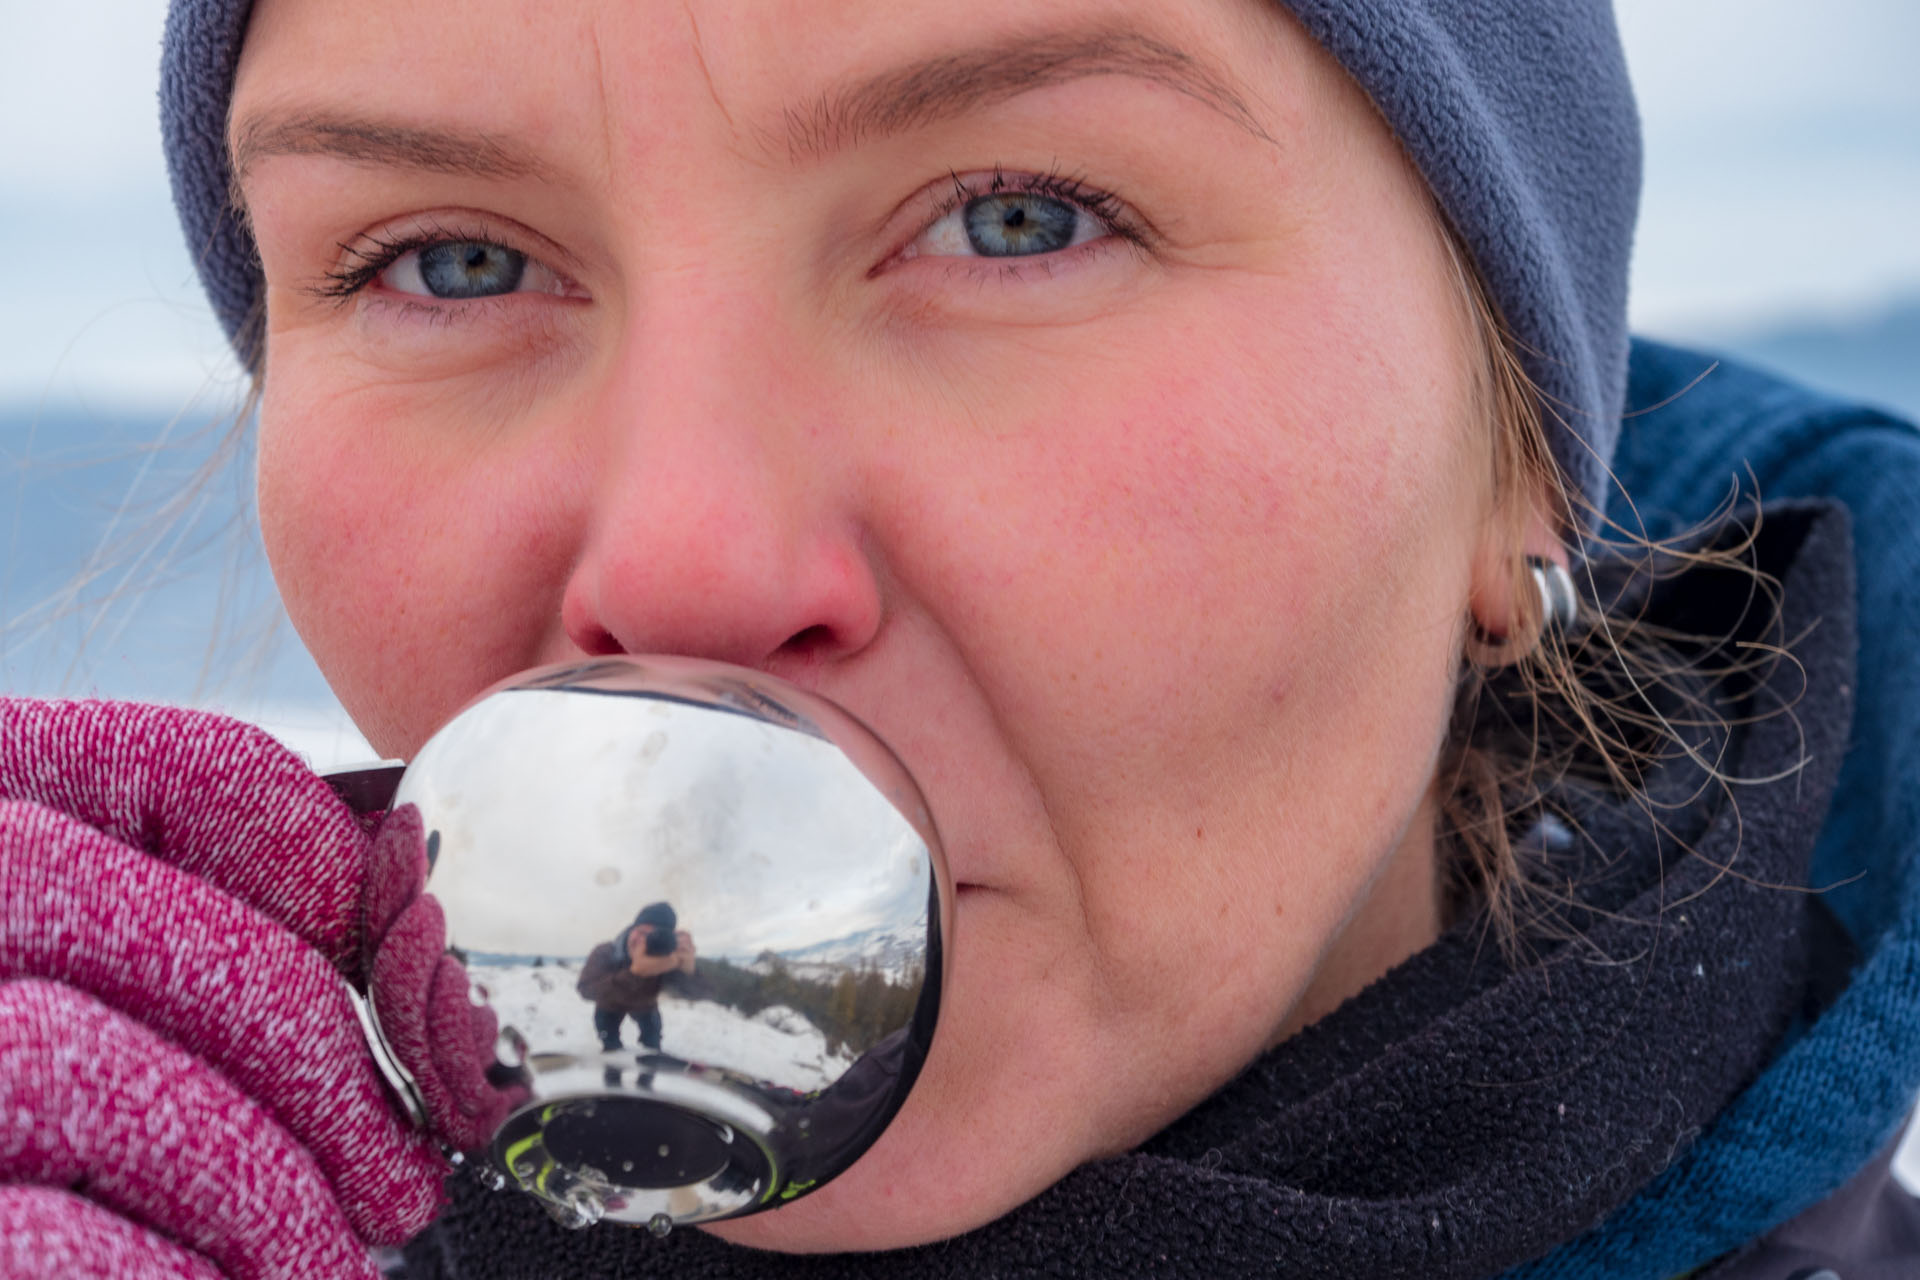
918,192,1106,259
376,239,572,300
897,172,1142,265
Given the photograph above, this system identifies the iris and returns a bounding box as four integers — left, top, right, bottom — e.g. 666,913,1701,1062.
417,241,528,299
961,194,1081,257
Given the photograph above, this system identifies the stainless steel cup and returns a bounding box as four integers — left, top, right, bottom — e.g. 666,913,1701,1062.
355,656,948,1232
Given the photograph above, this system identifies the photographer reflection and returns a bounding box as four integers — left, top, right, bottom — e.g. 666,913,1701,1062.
576,901,696,1053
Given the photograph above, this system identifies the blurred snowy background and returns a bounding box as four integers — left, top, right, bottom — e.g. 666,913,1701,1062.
1,0,1916,1190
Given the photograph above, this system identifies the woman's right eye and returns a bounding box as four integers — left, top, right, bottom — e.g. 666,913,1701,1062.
377,238,573,301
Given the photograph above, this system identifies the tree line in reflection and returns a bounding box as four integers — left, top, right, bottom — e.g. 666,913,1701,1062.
679,954,924,1058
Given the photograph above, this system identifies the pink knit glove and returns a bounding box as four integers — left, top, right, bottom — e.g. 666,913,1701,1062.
362,803,524,1154
0,700,475,1277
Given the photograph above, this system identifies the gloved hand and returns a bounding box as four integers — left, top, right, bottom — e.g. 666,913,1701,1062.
362,802,525,1155
0,699,504,1277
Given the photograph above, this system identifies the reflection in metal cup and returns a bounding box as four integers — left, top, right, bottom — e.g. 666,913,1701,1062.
371,656,948,1230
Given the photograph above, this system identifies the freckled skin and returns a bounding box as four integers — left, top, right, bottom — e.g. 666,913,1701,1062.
236,0,1541,1252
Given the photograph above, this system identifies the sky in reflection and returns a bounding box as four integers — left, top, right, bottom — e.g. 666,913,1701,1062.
402,688,931,962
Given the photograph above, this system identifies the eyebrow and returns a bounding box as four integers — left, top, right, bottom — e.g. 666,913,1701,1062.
228,23,1268,190
778,26,1271,160
230,114,559,190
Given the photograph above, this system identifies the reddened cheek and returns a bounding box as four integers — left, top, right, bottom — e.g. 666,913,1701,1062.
255,374,590,755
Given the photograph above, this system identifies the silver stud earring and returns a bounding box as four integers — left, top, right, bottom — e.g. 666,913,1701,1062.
1527,556,1579,633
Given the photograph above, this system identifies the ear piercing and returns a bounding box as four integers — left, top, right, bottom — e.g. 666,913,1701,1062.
1468,557,1580,667
1528,556,1579,633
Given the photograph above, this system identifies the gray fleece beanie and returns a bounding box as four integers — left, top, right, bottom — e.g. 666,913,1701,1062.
161,0,1640,518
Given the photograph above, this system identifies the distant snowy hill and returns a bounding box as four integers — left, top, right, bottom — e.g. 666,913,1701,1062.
766,920,928,984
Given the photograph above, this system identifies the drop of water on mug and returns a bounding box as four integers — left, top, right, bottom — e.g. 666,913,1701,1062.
657,1144,671,1158
648,1213,674,1238
493,1030,526,1067
547,1186,605,1231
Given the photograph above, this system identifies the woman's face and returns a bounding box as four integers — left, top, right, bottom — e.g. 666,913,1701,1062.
235,0,1511,1250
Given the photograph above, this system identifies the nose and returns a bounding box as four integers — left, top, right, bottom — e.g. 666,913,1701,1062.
559,298,884,676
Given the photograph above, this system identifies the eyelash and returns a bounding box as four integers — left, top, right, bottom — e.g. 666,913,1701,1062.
923,166,1152,253
308,166,1153,306
310,218,504,303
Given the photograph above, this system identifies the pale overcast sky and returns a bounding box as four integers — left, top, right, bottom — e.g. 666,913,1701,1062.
1,1,1916,407
411,691,930,961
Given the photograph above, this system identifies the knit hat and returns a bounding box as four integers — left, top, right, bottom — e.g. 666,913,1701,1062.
161,0,1640,518
633,902,677,933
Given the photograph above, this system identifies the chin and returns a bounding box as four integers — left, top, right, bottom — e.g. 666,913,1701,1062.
693,1014,1059,1254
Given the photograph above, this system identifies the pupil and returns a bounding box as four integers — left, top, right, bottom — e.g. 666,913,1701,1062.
1004,208,1027,229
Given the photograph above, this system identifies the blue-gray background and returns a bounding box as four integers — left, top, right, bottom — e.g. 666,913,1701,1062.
3,0,1917,766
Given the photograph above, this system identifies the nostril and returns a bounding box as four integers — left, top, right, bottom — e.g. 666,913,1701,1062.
777,625,838,663
572,621,627,658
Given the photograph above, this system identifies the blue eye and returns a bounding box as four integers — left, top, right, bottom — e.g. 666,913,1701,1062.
368,237,574,302
910,177,1116,261
961,194,1083,258
413,241,527,298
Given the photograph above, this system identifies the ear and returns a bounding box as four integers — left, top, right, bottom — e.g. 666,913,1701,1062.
1467,493,1566,662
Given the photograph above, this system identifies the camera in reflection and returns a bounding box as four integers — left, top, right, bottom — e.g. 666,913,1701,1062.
580,902,694,1055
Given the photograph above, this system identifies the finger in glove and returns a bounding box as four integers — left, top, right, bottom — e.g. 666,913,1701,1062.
0,801,445,1244
0,979,381,1280
0,1186,223,1280
0,700,371,977
370,889,522,1154
361,803,428,973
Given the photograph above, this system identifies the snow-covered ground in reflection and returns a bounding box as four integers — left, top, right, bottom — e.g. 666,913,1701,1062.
473,959,856,1092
